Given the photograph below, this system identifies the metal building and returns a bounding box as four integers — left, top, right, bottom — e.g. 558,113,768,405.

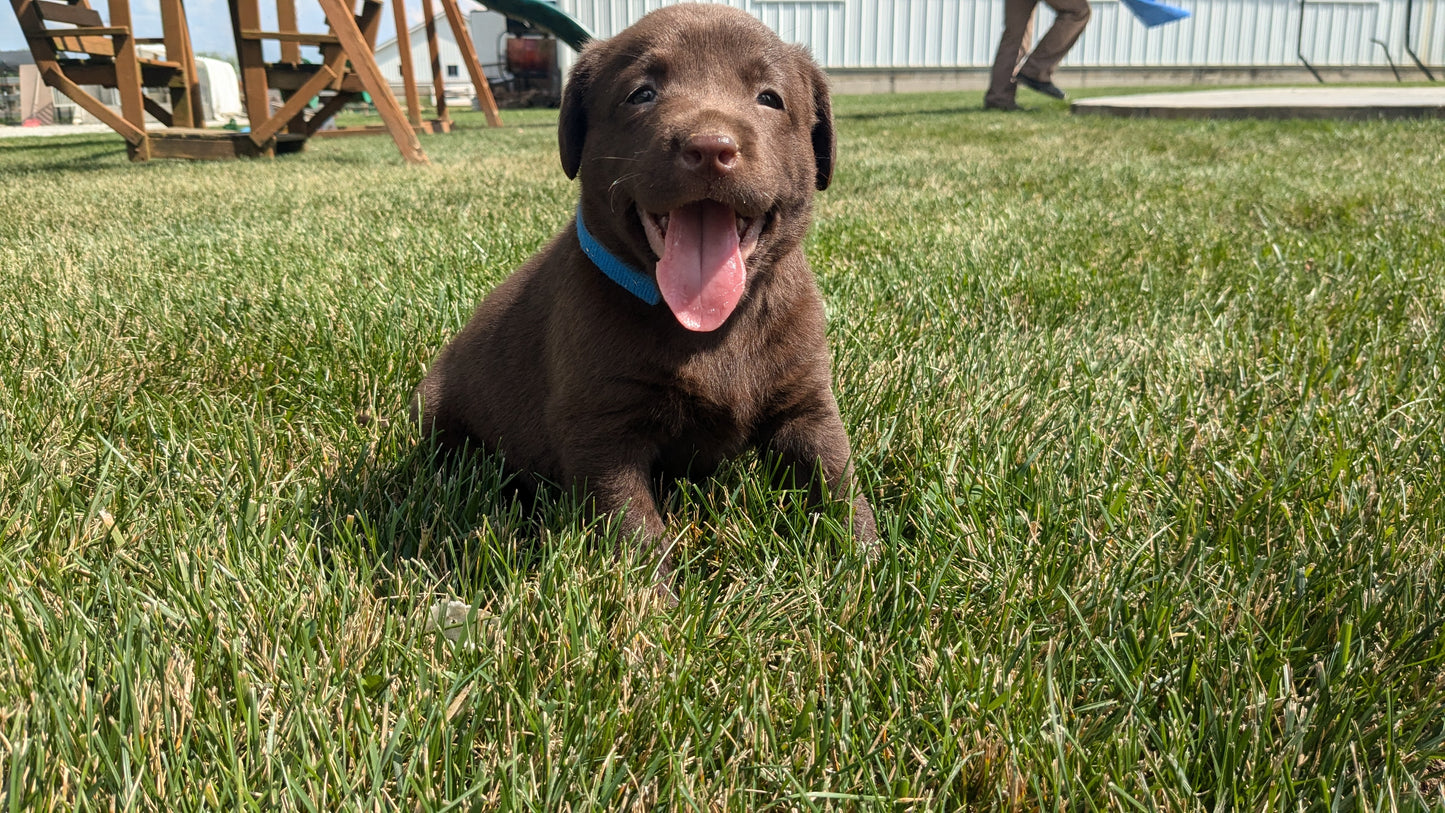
373,15,484,105
550,0,1442,88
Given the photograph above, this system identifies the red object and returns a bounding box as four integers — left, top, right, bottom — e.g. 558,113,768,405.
505,36,554,75
22,118,42,127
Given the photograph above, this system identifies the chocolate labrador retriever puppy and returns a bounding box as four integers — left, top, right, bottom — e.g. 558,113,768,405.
414,4,877,587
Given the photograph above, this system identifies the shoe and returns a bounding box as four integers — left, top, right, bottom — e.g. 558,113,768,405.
983,99,1028,112
1016,73,1066,100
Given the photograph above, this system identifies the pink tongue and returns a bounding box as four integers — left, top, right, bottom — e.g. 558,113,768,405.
655,200,745,332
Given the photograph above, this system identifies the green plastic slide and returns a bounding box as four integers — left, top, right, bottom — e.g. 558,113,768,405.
473,0,595,50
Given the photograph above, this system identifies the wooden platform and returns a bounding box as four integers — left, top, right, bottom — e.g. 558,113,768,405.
147,129,307,159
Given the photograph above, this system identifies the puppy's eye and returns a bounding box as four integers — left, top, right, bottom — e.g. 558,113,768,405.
757,90,784,110
626,86,657,105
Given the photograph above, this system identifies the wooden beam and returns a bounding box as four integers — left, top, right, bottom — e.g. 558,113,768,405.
358,0,382,45
229,0,272,140
315,0,426,163
238,29,340,44
42,35,114,55
265,63,365,91
33,0,102,25
311,123,426,138
32,24,128,35
304,89,353,135
147,129,306,159
41,65,146,144
159,0,202,127
33,26,118,56
308,0,379,93
107,0,149,160
437,0,499,127
389,0,422,126
275,0,301,63
149,129,250,159
270,72,366,94
249,63,336,143
62,59,178,86
181,10,204,127
143,95,173,125
419,0,445,121
150,129,248,159
349,0,383,96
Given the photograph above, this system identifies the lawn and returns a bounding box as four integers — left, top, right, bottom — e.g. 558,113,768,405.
1,92,1442,810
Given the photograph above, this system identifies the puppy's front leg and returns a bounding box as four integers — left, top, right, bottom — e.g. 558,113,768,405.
570,452,676,586
764,402,879,550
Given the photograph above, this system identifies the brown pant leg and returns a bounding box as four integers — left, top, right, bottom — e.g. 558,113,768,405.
1017,0,1091,83
985,0,1039,106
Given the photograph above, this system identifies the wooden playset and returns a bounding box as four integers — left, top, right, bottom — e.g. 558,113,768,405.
7,0,509,162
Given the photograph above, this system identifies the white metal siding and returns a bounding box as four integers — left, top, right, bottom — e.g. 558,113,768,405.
374,16,479,97
555,0,1444,70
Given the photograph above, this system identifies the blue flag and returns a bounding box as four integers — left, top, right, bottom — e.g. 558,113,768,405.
1119,0,1191,27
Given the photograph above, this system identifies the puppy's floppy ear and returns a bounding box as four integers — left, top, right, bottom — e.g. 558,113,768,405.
558,47,598,180
806,58,835,191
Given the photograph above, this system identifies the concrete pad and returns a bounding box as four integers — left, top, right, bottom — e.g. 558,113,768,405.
0,123,118,139
1072,87,1445,121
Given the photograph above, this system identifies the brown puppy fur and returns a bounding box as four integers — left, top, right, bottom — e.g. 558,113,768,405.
414,4,877,586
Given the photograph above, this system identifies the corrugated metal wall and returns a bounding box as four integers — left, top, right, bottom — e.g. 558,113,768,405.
555,0,1443,70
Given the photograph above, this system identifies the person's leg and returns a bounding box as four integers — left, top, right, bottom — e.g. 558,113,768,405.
1017,0,1090,83
1018,12,1036,74
985,0,1040,107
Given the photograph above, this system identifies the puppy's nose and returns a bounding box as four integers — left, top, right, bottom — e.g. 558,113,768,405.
680,134,739,176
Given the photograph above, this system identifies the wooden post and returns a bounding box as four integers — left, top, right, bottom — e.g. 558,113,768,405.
358,0,382,44
178,0,204,126
229,0,272,150
277,0,307,132
437,0,499,127
315,0,427,163
159,0,203,127
390,0,422,126
276,0,301,63
107,0,149,159
420,0,445,123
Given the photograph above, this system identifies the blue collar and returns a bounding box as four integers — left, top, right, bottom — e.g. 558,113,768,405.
575,205,662,306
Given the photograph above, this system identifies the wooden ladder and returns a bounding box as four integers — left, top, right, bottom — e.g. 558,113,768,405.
10,0,200,159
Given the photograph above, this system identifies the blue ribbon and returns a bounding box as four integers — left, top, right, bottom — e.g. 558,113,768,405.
575,205,662,306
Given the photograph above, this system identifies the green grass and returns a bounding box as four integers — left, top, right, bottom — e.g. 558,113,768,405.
2,91,1443,810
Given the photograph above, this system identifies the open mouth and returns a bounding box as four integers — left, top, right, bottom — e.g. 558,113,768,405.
640,205,765,265
638,200,768,332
